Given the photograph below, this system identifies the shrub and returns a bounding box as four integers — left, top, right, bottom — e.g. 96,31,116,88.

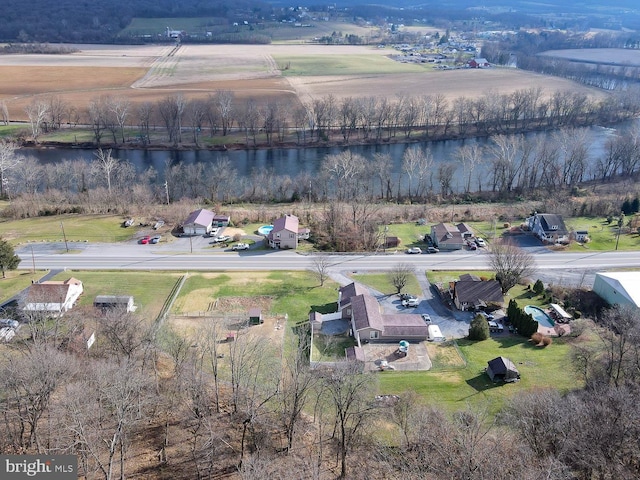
542,336,552,346
531,332,543,344
573,310,582,319
468,314,490,341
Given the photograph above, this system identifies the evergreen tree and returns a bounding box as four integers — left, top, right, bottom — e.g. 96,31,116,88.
533,279,545,295
468,313,490,341
0,237,20,278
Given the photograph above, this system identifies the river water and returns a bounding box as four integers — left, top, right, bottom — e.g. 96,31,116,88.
21,122,634,193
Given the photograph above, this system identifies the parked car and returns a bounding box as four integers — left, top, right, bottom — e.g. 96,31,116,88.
211,235,231,243
0,319,19,329
123,218,134,227
406,247,422,254
153,220,165,230
475,237,486,247
421,313,432,323
488,321,504,333
139,235,151,244
208,227,220,237
399,293,417,301
151,235,161,244
402,298,419,308
232,243,250,251
467,240,477,250
426,246,439,254
478,311,495,321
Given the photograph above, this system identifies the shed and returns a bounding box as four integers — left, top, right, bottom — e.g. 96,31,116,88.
486,356,520,382
248,308,263,325
94,295,135,312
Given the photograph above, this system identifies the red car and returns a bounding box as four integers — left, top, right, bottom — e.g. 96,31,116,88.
140,235,151,244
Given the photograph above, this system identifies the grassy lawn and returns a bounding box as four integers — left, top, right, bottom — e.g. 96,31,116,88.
351,272,422,297
0,214,140,244
0,270,47,304
384,223,427,249
565,216,640,251
49,270,183,320
378,335,582,415
173,271,339,324
274,54,426,76
311,334,357,362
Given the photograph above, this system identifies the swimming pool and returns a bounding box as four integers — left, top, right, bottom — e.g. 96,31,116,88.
524,305,555,328
258,225,274,235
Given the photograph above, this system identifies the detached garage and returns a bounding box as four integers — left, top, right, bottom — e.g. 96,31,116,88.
486,356,520,383
182,209,215,236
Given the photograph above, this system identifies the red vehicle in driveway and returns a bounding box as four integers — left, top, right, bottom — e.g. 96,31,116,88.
140,235,151,244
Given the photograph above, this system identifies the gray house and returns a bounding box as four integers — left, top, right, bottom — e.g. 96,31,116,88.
453,274,504,311
526,213,568,244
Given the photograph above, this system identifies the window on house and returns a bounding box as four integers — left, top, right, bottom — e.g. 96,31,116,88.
370,331,379,339
290,233,295,238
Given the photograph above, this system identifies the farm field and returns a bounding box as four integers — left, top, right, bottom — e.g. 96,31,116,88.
0,43,607,123
539,48,640,66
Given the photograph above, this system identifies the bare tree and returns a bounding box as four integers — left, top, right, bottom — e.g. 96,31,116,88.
0,140,22,198
310,253,332,287
0,100,8,125
93,148,119,194
24,99,49,142
318,362,379,479
388,262,415,294
488,240,536,294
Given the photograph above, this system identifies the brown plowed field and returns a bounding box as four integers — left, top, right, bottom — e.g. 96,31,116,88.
0,43,606,122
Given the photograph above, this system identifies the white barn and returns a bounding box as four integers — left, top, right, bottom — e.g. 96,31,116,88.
593,272,640,309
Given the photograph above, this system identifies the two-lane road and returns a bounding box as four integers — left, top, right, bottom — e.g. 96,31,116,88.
17,243,640,272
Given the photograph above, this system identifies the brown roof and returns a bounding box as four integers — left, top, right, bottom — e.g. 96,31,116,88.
381,314,429,337
432,222,463,245
26,284,71,303
351,294,384,332
455,279,504,305
339,282,370,308
456,222,474,235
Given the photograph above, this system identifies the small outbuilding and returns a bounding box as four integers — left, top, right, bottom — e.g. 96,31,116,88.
94,295,136,312
486,356,520,383
248,308,263,325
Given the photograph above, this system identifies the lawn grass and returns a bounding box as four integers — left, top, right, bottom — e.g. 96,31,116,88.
274,54,426,76
173,271,339,324
384,223,427,248
0,214,140,244
49,270,183,320
378,335,582,415
565,216,640,251
351,272,422,297
0,270,47,304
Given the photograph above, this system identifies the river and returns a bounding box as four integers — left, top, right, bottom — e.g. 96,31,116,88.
21,122,634,193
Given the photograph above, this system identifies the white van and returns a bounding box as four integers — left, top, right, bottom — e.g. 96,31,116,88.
427,324,446,342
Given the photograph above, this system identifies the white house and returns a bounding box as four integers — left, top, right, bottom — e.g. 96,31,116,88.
23,277,84,314
593,272,640,310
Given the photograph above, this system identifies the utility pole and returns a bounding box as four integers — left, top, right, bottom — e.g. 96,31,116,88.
60,221,69,252
31,245,36,274
164,181,170,205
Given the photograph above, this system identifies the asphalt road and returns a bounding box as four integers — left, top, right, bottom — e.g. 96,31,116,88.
17,241,640,273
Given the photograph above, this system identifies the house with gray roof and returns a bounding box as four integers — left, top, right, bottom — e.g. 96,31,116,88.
527,213,568,244
453,274,504,311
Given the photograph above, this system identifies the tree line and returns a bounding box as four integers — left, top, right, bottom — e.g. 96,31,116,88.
11,86,640,149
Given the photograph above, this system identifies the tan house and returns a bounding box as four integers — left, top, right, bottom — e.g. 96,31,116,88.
430,222,466,250
338,282,429,344
182,209,215,236
268,214,310,249
23,277,84,314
